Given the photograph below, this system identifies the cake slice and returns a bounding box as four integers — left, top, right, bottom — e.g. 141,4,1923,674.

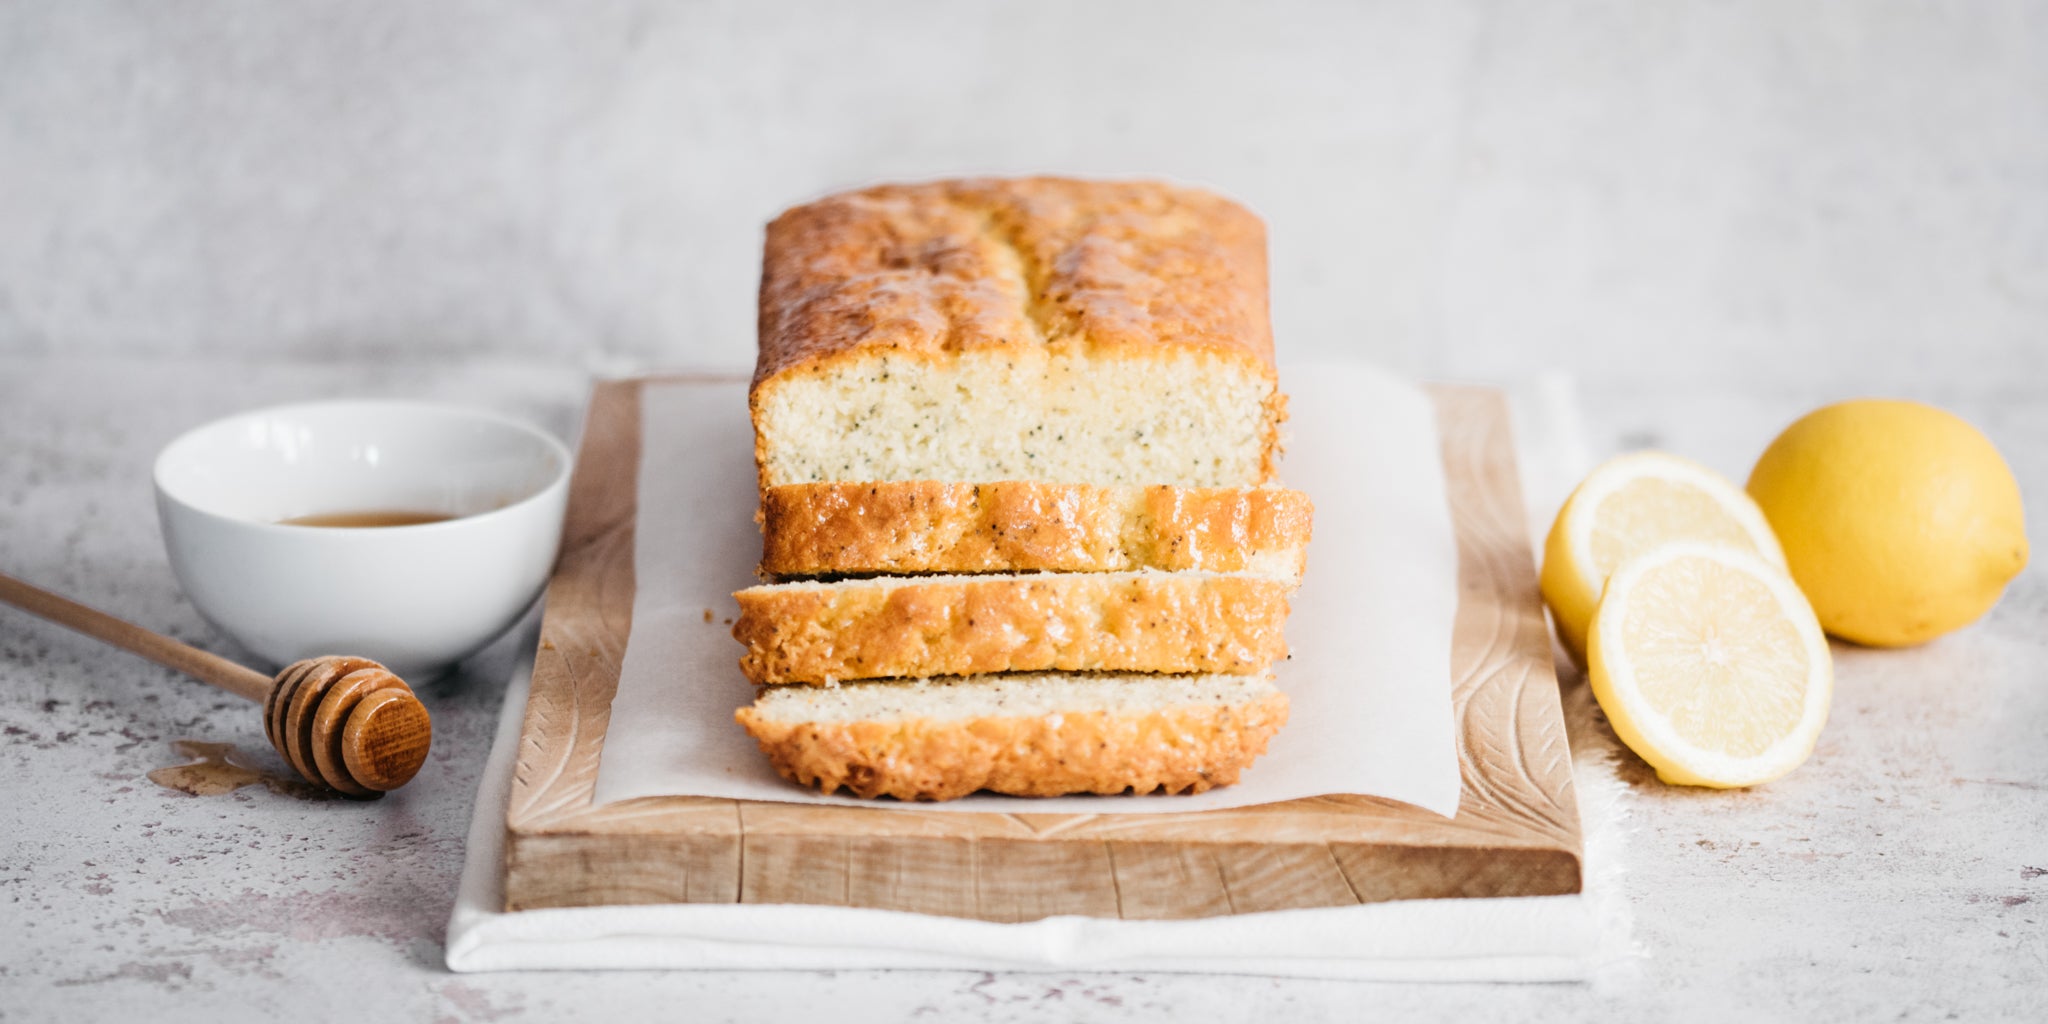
734,672,1289,800
759,481,1313,580
733,570,1292,685
751,177,1284,490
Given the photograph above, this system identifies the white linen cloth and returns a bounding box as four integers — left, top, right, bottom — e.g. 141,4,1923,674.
445,366,1636,980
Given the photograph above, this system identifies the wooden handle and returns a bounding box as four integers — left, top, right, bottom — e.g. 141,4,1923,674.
0,571,274,703
0,571,432,796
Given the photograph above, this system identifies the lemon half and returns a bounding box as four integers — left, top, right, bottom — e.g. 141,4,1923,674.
1541,451,1787,662
1588,543,1832,788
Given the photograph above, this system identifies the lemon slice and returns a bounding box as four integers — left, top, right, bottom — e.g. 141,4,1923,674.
1541,451,1786,662
1587,542,1832,788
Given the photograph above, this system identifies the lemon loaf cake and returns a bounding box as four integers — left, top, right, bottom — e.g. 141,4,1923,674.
759,481,1313,580
733,570,1293,685
734,672,1289,800
750,177,1284,490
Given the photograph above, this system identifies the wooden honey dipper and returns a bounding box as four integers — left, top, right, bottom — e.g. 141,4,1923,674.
0,571,431,797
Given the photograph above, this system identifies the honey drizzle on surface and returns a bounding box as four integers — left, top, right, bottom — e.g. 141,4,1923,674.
146,740,338,800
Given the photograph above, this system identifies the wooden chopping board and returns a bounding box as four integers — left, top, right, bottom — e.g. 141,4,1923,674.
502,378,1583,921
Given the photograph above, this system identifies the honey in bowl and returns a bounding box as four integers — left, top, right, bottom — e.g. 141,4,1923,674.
279,510,456,528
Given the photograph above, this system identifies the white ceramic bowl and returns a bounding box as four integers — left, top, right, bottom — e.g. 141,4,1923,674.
153,400,572,680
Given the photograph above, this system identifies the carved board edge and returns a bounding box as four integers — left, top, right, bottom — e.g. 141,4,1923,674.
507,379,644,831
1429,385,1584,857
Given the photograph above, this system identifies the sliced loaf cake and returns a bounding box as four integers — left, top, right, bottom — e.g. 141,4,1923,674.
759,481,1313,580
734,672,1289,800
733,570,1292,685
733,177,1304,801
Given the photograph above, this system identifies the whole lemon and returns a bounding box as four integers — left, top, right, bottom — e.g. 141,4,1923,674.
1746,399,2028,647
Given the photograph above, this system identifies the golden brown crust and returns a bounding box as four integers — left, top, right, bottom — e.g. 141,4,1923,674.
759,482,1313,579
732,572,1293,685
755,177,1274,384
734,690,1290,800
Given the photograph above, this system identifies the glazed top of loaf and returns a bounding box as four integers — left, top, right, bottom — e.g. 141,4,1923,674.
754,177,1273,386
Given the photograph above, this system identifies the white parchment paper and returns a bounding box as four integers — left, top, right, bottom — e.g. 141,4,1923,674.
591,361,1461,816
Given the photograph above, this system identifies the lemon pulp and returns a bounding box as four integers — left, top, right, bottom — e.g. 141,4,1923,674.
1588,543,1831,789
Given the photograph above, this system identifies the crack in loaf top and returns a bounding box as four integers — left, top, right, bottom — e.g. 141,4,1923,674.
753,177,1275,386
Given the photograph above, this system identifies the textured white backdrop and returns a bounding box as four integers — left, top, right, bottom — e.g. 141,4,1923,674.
2,1,2043,390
